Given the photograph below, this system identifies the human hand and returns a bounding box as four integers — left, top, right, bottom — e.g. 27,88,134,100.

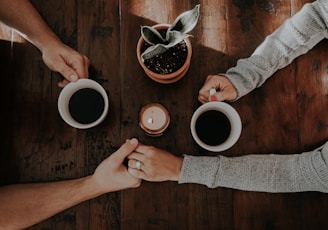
91,138,142,193
41,42,89,87
127,142,183,182
198,75,238,103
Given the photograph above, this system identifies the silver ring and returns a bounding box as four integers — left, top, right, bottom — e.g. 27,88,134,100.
135,160,142,170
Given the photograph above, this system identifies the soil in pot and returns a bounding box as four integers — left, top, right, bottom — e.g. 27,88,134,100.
141,29,188,75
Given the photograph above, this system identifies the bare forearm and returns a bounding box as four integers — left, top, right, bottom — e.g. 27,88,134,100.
0,176,102,229
0,140,141,229
0,0,62,51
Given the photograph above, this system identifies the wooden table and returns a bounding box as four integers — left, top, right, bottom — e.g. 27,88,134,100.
1,0,328,229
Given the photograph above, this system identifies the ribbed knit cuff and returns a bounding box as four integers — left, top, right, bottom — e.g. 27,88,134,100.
221,72,254,101
178,155,221,188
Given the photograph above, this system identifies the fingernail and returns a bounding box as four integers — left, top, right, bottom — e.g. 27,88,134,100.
129,138,138,145
70,74,78,81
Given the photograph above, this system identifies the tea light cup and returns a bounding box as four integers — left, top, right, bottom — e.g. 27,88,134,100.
139,103,170,136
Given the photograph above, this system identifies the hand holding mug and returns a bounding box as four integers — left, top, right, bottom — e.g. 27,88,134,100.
41,41,89,88
198,75,238,103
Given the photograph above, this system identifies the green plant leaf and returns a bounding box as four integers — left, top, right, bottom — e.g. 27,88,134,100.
141,26,165,45
139,5,200,61
141,44,168,61
165,30,191,48
141,31,190,61
169,4,200,34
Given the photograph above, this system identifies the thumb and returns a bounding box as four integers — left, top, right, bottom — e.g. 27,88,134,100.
58,64,79,82
57,71,78,88
43,55,79,83
112,138,139,162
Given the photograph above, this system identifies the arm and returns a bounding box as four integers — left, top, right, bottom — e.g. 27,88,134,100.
0,139,141,229
0,0,89,87
179,143,328,193
199,0,328,102
128,140,328,193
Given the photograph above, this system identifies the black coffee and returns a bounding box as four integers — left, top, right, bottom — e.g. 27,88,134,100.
195,110,231,146
69,88,105,124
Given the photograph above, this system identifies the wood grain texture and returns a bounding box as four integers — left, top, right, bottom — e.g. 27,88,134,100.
1,0,328,229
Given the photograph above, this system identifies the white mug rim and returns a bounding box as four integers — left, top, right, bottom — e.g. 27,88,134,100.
57,79,109,129
190,101,242,152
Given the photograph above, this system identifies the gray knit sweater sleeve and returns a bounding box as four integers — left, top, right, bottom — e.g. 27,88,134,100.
223,0,328,100
179,142,328,193
178,1,328,193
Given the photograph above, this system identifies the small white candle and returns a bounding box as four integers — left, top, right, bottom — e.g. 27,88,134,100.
139,103,170,135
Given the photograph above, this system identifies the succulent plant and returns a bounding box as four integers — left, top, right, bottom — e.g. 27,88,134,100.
140,4,200,61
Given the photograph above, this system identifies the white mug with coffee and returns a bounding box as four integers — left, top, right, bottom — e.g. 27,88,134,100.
58,79,109,129
190,101,242,152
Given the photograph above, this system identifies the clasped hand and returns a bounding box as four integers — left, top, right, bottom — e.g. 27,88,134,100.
92,138,183,193
127,142,183,182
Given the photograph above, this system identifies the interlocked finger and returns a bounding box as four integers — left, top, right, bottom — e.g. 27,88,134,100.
129,159,143,170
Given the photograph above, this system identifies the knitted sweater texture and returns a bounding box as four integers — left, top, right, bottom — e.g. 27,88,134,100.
179,0,328,193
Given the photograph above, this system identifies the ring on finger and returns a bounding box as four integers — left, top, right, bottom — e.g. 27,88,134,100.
135,160,142,170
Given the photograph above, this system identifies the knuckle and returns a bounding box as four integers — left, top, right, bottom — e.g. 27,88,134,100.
206,75,212,80
134,169,142,176
132,179,142,188
57,64,69,75
147,166,157,177
147,146,157,156
83,55,90,65
72,55,84,63
127,160,133,168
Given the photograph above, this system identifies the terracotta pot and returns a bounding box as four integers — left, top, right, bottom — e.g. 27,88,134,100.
136,24,192,84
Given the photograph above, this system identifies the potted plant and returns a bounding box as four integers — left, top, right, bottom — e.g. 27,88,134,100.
136,4,200,84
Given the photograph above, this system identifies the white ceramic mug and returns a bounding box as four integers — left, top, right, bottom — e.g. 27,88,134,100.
58,79,109,129
190,101,242,152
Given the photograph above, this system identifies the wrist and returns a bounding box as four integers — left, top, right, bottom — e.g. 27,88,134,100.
171,156,183,181
80,176,107,199
30,31,63,53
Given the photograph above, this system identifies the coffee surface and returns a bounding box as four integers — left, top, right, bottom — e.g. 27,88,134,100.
195,110,231,146
69,88,105,124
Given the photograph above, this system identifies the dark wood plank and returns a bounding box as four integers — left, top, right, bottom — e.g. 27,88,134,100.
77,0,122,229
296,39,328,150
2,0,328,229
0,39,16,185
